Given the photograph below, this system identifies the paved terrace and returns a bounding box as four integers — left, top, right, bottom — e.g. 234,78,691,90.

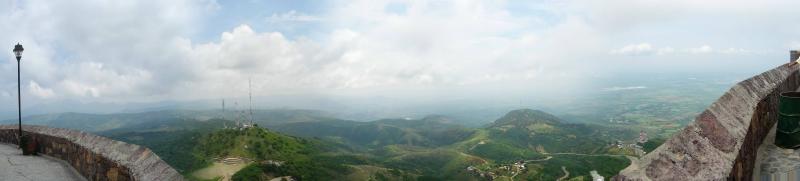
0,125,183,181
757,124,800,180
0,143,85,181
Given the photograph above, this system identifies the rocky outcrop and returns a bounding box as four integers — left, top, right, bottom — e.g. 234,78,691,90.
0,125,183,181
614,63,800,180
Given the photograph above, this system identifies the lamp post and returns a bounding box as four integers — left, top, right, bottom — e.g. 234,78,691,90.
13,43,23,146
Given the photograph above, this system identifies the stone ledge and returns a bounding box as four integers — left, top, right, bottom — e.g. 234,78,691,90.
0,125,183,181
614,63,800,181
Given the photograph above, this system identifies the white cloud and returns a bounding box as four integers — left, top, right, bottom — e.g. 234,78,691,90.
610,44,755,56
0,0,217,102
178,24,325,97
719,47,751,54
656,47,675,55
62,80,100,98
0,0,794,109
266,10,323,23
689,45,713,54
167,0,596,99
319,1,586,87
610,43,654,55
28,81,54,99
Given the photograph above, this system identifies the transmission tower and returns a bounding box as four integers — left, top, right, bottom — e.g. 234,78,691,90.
234,101,240,128
249,78,254,126
222,99,226,129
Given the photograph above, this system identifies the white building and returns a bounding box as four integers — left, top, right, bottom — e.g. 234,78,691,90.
590,170,604,181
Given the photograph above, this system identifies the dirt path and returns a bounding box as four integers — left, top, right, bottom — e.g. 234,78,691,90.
556,166,569,181
524,152,624,163
458,152,488,164
616,156,639,177
525,156,552,163
510,170,520,180
468,140,486,151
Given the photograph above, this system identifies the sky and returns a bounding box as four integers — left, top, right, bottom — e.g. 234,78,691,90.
0,0,797,116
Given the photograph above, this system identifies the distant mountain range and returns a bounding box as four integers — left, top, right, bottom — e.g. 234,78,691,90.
271,115,475,149
0,109,338,132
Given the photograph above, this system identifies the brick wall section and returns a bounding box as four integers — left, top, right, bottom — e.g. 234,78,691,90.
0,125,183,181
613,63,799,181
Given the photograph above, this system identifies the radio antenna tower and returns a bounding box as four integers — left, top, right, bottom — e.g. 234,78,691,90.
234,101,240,128
222,99,226,128
249,78,254,126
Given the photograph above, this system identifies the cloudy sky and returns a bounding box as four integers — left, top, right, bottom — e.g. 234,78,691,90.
0,0,797,113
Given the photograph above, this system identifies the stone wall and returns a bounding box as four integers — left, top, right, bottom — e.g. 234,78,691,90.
613,63,800,180
0,125,183,181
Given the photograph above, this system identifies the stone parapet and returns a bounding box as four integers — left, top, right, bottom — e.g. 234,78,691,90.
613,63,800,180
0,125,183,181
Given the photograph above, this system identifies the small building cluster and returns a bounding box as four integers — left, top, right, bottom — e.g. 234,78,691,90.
465,166,496,180
261,160,284,166
465,160,529,180
513,160,526,170
611,132,647,157
638,130,648,144
608,118,633,124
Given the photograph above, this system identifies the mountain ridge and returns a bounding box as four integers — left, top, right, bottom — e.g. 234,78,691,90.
489,109,562,127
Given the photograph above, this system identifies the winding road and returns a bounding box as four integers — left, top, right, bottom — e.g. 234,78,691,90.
556,166,569,181
524,152,625,163
524,156,553,163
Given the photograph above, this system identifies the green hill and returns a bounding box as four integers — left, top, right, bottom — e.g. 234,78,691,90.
490,109,563,127
454,109,634,180
194,127,370,180
193,127,313,161
101,119,225,173
476,109,633,155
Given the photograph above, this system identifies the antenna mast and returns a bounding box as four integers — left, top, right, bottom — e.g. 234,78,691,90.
222,99,226,128
234,101,240,128
249,78,253,126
